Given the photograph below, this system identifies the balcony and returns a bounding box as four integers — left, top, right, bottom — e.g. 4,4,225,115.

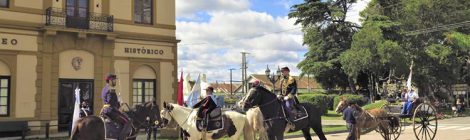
45,7,113,32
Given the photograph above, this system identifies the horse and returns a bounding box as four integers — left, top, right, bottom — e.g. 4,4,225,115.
160,102,254,140
70,101,161,140
335,99,389,140
240,86,327,140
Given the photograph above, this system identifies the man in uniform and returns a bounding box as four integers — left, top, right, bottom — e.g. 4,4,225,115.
101,74,132,140
278,67,298,125
193,86,218,129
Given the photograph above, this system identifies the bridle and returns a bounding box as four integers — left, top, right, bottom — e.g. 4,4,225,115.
162,106,194,129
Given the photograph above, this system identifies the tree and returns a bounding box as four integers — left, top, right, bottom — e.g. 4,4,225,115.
289,0,360,91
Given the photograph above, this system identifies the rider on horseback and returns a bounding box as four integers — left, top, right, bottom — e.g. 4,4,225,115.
277,67,298,127
193,86,218,130
101,74,132,140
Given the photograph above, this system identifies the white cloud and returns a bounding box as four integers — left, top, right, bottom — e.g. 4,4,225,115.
346,0,372,24
176,0,372,82
177,11,305,82
176,0,250,19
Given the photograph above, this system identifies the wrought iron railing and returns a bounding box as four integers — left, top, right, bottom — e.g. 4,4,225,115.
45,7,113,32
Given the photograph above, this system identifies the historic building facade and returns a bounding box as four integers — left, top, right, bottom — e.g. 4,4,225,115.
0,0,177,134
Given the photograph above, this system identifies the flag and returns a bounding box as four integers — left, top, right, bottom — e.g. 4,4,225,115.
183,73,192,101
71,87,81,133
406,61,414,90
177,71,184,105
186,74,201,108
200,73,208,98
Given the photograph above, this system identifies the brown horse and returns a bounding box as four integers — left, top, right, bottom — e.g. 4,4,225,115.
335,99,389,140
70,101,161,140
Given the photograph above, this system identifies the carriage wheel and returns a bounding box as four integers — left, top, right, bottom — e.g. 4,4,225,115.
413,103,438,140
377,116,402,140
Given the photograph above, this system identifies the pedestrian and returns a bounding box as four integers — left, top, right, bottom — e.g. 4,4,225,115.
343,101,357,140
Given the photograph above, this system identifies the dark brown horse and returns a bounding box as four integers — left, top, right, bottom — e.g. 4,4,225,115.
241,86,327,140
70,101,161,140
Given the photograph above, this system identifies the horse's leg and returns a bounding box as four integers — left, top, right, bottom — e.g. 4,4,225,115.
311,123,326,140
301,128,312,140
356,126,360,140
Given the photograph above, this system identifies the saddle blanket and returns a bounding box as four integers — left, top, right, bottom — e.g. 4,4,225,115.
291,106,308,122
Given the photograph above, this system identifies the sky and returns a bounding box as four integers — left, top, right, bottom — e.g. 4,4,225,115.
176,0,371,83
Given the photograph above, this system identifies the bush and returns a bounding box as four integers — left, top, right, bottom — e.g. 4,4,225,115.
298,94,329,115
362,100,387,110
333,94,367,110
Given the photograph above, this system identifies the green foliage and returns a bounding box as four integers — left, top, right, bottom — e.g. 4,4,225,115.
289,0,360,90
362,100,388,110
292,0,470,99
298,94,330,114
333,94,367,109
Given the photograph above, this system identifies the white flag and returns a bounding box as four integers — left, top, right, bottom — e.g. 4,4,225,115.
183,73,192,101
200,73,208,98
71,88,81,133
186,74,201,108
406,61,414,90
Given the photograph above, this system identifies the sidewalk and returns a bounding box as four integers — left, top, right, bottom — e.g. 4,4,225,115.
322,120,345,125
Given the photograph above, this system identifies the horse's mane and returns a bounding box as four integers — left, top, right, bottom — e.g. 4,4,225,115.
255,86,276,97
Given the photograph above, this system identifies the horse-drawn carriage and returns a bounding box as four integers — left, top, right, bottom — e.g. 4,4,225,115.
378,98,438,140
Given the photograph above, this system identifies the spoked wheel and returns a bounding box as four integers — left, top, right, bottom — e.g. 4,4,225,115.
413,103,438,140
377,116,402,140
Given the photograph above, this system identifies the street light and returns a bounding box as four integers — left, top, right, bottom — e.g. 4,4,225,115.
265,65,281,93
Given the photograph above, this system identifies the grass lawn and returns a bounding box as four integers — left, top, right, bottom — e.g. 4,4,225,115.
285,125,347,136
321,110,342,120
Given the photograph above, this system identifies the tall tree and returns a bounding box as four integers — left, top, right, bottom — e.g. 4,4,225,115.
289,0,360,91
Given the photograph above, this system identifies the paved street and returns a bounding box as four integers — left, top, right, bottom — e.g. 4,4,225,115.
288,117,470,140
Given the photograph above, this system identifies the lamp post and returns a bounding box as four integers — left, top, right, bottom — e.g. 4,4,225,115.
265,65,281,93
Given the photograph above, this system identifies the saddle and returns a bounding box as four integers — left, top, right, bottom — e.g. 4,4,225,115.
196,107,224,132
283,105,308,122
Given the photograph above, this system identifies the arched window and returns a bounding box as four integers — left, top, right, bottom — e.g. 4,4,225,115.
132,65,156,106
0,60,11,116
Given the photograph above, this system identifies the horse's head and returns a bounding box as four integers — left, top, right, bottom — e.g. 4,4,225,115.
160,102,175,128
132,101,161,128
242,86,274,111
335,99,348,114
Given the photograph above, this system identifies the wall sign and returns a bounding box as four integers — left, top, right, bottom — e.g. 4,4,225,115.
114,43,173,59
1,38,18,45
0,33,38,51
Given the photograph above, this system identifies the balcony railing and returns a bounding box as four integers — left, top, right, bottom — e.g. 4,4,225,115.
45,7,113,32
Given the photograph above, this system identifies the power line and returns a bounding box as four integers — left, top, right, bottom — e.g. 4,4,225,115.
405,21,470,36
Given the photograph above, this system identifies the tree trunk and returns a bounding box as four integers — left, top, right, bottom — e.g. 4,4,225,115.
348,77,357,93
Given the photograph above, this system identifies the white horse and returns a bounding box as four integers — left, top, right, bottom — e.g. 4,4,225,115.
160,102,254,140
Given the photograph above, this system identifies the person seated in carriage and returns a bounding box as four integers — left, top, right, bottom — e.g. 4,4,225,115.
100,74,132,140
277,66,299,125
193,86,219,129
401,88,418,115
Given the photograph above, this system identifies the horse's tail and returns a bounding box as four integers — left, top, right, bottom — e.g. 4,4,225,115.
243,115,255,140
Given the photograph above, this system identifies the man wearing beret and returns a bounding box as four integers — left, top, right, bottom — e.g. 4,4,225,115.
278,67,298,127
101,74,132,140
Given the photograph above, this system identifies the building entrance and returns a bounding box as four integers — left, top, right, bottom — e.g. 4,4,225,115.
58,79,93,132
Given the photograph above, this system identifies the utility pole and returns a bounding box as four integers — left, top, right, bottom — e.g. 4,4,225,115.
229,68,236,95
241,52,249,94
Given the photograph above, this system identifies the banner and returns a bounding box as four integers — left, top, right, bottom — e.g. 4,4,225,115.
177,71,184,105
186,74,201,108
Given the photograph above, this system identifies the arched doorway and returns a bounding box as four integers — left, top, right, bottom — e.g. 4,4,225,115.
132,65,157,106
57,50,94,132
0,60,11,116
